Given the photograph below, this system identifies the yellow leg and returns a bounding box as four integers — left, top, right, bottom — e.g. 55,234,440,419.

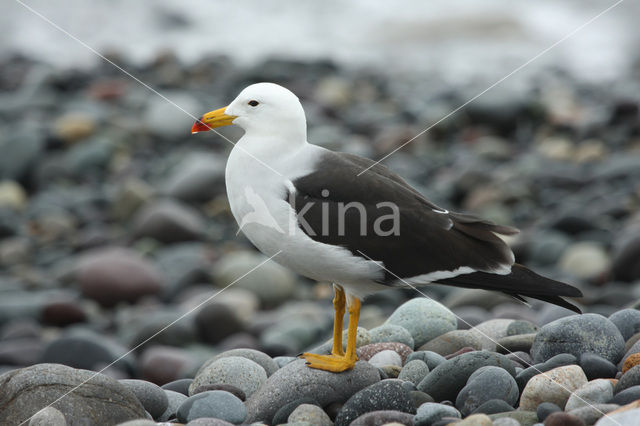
300,290,361,373
331,284,346,356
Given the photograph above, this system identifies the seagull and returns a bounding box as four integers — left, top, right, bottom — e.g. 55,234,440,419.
191,82,582,373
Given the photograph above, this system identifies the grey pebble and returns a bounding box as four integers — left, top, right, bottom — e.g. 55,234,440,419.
157,390,188,422
455,366,518,415
398,359,430,385
368,324,415,349
288,404,332,426
119,379,169,420
385,298,456,348
406,351,447,370
418,350,516,402
609,309,640,341
28,407,67,426
531,314,625,364
201,348,279,377
190,356,267,398
245,359,379,423
334,379,415,426
177,390,246,424
414,402,461,426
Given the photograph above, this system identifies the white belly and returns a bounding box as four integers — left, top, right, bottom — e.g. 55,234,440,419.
224,142,385,296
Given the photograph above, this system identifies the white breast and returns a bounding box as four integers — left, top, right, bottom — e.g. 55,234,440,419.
224,140,385,295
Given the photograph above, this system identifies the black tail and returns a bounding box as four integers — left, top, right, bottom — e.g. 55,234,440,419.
436,263,583,313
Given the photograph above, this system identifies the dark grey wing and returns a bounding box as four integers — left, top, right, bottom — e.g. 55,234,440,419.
289,150,517,283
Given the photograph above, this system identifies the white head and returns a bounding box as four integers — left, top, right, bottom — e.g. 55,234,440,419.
192,82,307,141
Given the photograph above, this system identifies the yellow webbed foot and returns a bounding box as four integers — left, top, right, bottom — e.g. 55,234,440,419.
299,352,357,373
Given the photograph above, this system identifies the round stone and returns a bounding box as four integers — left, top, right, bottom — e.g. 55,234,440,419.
537,401,562,421
176,390,246,424
133,199,206,243
0,363,146,425
472,399,514,415
398,360,430,386
531,314,625,364
271,398,320,425
456,413,493,426
559,241,610,280
579,353,618,380
564,379,614,411
244,359,380,423
615,365,640,393
189,356,267,398
468,319,515,351
203,349,279,377
157,390,187,422
544,412,586,426
417,351,516,402
414,402,461,426
28,407,67,426
190,384,245,401
419,330,483,356
357,342,412,364
385,298,456,348
622,353,640,374
519,365,588,410
455,366,519,415
288,404,332,426
161,378,193,396
368,324,415,349
368,350,402,368
612,385,640,405
334,379,415,426
567,404,619,425
75,247,163,308
609,309,640,341
350,410,415,426
119,379,169,420
406,351,447,370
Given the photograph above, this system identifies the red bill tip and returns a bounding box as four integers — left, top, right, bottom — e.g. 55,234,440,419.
191,118,210,134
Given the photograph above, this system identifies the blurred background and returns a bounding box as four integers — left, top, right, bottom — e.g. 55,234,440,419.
1,0,640,384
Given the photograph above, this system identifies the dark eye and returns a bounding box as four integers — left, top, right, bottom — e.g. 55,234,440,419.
248,100,259,107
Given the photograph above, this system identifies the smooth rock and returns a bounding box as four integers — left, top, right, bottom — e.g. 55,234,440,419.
28,406,67,426
611,233,640,282
595,406,640,426
271,398,320,425
213,251,296,308
177,390,246,424
414,402,460,426
335,379,415,426
368,324,415,349
507,321,539,336
609,309,640,341
119,379,169,420
161,378,193,396
419,330,482,356
204,348,279,377
368,350,402,368
164,153,225,203
559,242,610,280
194,303,246,344
140,346,194,386
0,364,145,425
133,199,206,243
456,366,519,415
190,384,245,401
288,404,332,426
531,314,625,364
189,356,267,398
519,365,588,410
622,353,640,374
456,414,492,426
615,365,640,393
358,342,412,364
398,360,430,386
496,333,537,354
468,319,514,351
158,390,187,422
579,353,618,380
489,411,538,426
568,404,619,426
417,351,516,402
543,412,585,426
385,298,457,348
472,399,514,415
185,419,234,426
350,410,414,426
491,418,521,426
612,385,640,405
75,247,163,307
564,379,614,411
516,353,578,390
245,359,379,422
536,402,561,421
406,351,447,371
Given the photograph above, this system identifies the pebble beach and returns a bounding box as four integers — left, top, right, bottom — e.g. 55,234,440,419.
1,46,640,426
